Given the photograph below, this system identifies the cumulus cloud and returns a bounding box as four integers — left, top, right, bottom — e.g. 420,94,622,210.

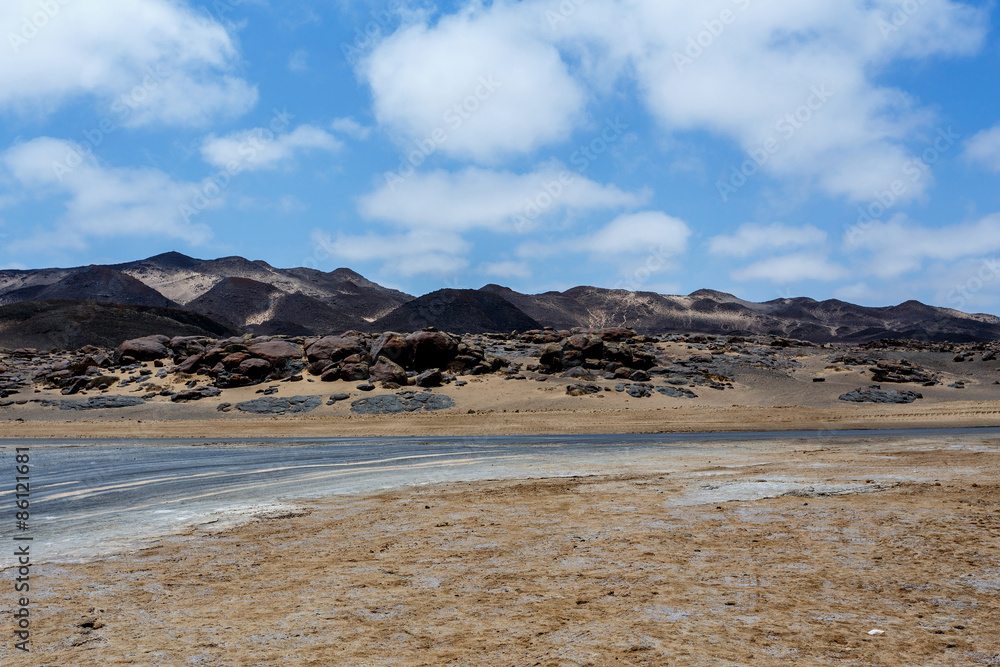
360,4,586,162
363,0,986,200
0,137,212,251
576,211,690,258
845,213,1000,278
731,253,849,283
709,223,827,258
358,165,645,232
200,125,342,171
0,0,257,126
964,125,1000,172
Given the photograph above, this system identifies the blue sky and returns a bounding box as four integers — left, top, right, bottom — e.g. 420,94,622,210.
2,1,1000,313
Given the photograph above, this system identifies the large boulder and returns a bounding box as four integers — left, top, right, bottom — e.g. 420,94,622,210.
369,332,411,367
369,358,408,385
238,358,272,379
407,331,458,371
564,333,604,359
117,335,171,361
168,336,207,358
248,340,301,364
305,336,366,363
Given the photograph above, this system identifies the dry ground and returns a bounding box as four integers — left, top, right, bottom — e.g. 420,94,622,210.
13,438,1000,666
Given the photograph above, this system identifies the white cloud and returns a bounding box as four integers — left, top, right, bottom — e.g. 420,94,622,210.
576,211,690,258
732,253,848,283
366,0,986,200
845,213,1000,278
361,4,586,162
359,165,645,232
0,0,257,126
709,223,827,258
480,261,531,280
573,0,984,201
331,117,372,140
964,125,1000,172
200,125,342,171
312,229,469,276
0,137,212,251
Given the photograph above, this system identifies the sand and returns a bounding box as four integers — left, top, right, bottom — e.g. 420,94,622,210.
15,436,1000,665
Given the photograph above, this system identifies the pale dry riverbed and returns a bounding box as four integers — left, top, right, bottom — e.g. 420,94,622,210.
2,433,999,665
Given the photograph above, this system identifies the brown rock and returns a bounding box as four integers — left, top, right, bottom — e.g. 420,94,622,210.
248,340,301,363
117,335,171,361
370,358,407,385
305,336,366,363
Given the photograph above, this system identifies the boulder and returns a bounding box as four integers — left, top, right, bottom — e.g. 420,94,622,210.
238,358,272,378
415,369,443,387
171,386,222,402
305,336,366,363
340,363,370,381
168,336,206,358
248,340,301,364
564,334,604,359
539,342,563,371
407,332,459,371
369,358,408,385
369,332,411,367
117,335,171,361
566,383,602,396
175,353,203,374
222,352,251,368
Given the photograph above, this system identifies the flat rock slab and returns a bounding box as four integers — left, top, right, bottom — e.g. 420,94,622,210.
58,396,146,411
235,396,322,415
351,393,455,415
839,388,923,404
657,386,698,399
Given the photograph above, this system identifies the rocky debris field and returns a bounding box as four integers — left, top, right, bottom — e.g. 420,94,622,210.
1,328,998,416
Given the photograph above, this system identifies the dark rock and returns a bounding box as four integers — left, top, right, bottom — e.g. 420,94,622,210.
305,336,367,363
566,383,602,396
629,370,651,382
340,363,370,381
328,393,351,402
407,331,459,371
839,388,923,404
175,353,203,374
656,386,698,399
356,383,375,391
370,358,408,385
248,340,301,364
235,395,322,415
117,335,172,361
217,402,232,412
415,369,443,387
58,396,146,410
319,365,342,382
813,377,826,382
350,393,455,415
238,358,272,378
222,352,251,368
562,367,595,380
170,385,222,402
369,332,411,367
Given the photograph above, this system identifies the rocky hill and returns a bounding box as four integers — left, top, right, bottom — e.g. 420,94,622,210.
1,252,999,349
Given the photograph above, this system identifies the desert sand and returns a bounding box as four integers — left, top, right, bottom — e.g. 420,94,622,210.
17,435,1000,665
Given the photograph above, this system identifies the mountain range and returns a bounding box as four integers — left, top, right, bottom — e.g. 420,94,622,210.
1,252,998,349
